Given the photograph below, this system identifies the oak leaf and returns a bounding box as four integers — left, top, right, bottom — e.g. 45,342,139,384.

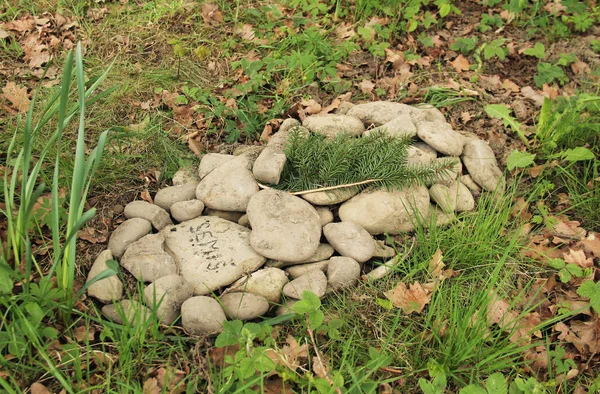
563,249,593,268
580,232,600,257
2,82,30,112
450,54,470,72
201,3,224,26
384,281,430,314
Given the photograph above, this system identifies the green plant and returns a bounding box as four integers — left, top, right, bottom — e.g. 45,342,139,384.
275,130,457,192
577,280,600,312
423,87,475,108
547,258,592,283
482,38,507,60
450,37,479,55
523,42,546,59
484,104,528,145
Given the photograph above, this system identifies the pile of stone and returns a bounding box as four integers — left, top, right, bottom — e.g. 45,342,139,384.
87,101,504,335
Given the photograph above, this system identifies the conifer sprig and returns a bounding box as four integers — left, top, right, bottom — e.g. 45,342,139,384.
274,129,457,193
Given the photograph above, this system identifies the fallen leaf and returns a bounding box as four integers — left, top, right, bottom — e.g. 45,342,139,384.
201,3,224,26
300,98,322,115
428,249,445,278
259,378,295,394
312,355,329,379
460,112,473,123
563,249,594,268
2,82,30,112
260,119,282,141
528,164,545,178
542,84,558,101
571,60,589,75
236,24,256,41
450,54,470,72
143,378,161,394
30,383,52,394
544,0,567,15
140,190,153,204
335,23,355,39
91,350,115,368
188,138,204,156
580,232,600,257
384,281,431,314
479,75,502,91
521,86,545,107
553,220,586,239
358,79,375,95
208,344,240,367
73,325,96,342
156,367,186,394
384,48,404,70
502,79,520,92
319,98,341,115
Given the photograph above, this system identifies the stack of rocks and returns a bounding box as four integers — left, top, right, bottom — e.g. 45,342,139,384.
87,101,504,334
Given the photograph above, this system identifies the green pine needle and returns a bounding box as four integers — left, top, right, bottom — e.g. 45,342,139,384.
274,129,457,193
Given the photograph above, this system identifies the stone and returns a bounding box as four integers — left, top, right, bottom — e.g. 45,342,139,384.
107,218,152,258
252,147,287,184
86,249,122,304
429,184,456,213
286,260,329,279
301,187,359,206
407,144,437,166
323,222,375,263
302,114,365,138
238,214,250,228
427,158,462,187
416,121,465,157
460,175,482,198
334,101,354,115
154,184,198,212
227,267,288,303
425,206,455,228
410,106,447,124
196,158,259,212
452,182,475,212
143,275,194,325
172,167,200,186
373,240,396,259
120,233,178,282
282,270,327,300
232,146,265,166
461,139,504,192
338,186,430,235
181,296,227,335
170,200,205,222
276,299,298,316
163,216,266,295
266,243,335,268
315,207,334,226
101,300,151,326
198,153,235,179
247,189,321,262
220,292,270,320
204,209,244,223
278,118,301,134
327,256,361,291
364,114,417,138
346,101,414,126
124,200,172,230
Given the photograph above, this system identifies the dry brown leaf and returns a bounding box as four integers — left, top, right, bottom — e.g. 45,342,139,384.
30,383,52,394
563,249,594,268
521,86,545,107
384,48,404,70
335,23,355,39
358,79,375,95
260,378,295,394
156,367,186,394
384,281,431,314
428,249,445,278
312,355,329,379
318,98,341,115
450,55,470,72
201,3,224,25
460,111,473,123
188,138,204,156
208,344,240,367
236,24,256,41
143,378,161,394
571,60,589,75
479,75,502,91
300,98,322,115
544,0,567,15
2,81,30,112
502,79,520,92
528,164,545,178
580,232,600,257
86,7,109,21
91,350,115,368
553,220,586,239
73,325,96,342
542,84,558,100
0,28,9,39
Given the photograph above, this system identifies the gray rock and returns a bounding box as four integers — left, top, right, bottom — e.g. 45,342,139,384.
108,218,152,258
346,101,414,126
247,189,321,262
364,114,417,138
170,200,205,222
323,222,375,263
181,296,227,335
301,187,359,206
86,249,123,304
227,267,288,303
460,175,482,198
120,233,178,282
416,121,465,157
198,153,235,179
124,200,172,230
238,214,250,228
163,216,266,295
101,300,151,326
286,260,329,279
339,186,430,234
373,240,396,259
204,208,244,223
278,118,301,134
429,184,456,213
302,114,365,138
461,139,504,192
232,145,265,166
252,147,287,185
154,183,198,213
315,207,334,226
144,275,194,325
427,158,462,187
276,299,298,316
283,270,327,299
327,256,361,290
410,106,447,124
172,167,200,186
266,243,335,268
425,206,455,228
407,144,437,166
334,101,354,115
220,292,270,320
196,158,259,212
448,182,476,212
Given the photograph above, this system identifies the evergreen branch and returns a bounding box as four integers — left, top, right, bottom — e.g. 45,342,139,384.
273,129,456,193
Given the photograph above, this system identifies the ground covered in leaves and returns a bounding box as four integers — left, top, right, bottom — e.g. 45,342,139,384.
1,0,600,393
